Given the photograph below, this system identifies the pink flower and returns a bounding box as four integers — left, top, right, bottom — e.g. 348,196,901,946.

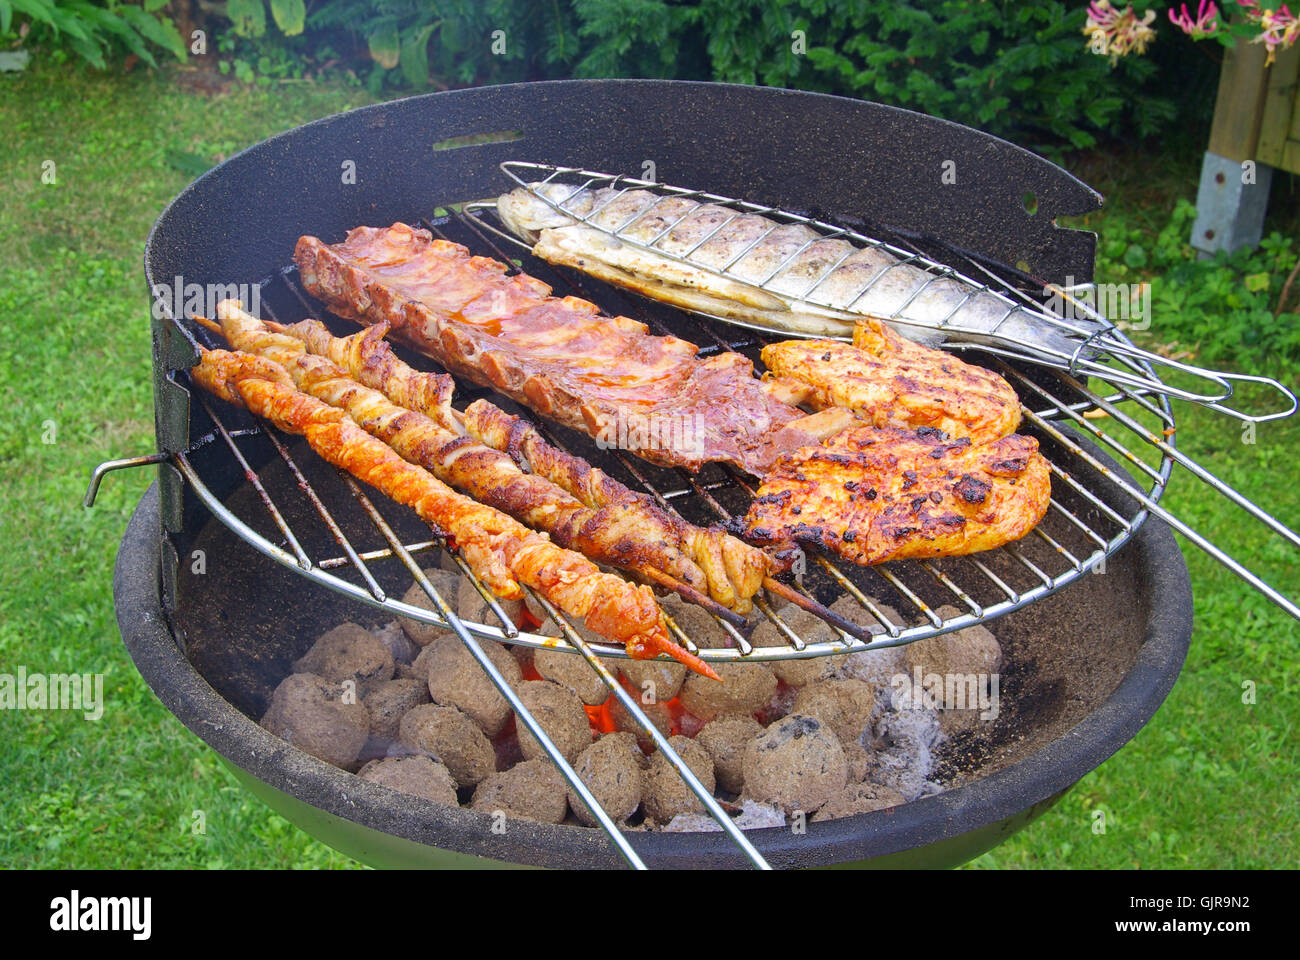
1168,0,1219,38
1085,1,1158,61
1246,4,1299,64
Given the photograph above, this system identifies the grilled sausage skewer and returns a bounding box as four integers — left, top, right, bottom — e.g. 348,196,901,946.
204,304,754,631
190,344,719,679
253,308,772,613
460,400,772,611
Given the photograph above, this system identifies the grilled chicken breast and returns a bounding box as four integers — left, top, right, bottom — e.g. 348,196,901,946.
744,425,1051,565
761,318,1022,444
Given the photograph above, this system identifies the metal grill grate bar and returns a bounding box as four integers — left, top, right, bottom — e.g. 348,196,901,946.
1004,363,1300,619
202,273,770,868
196,392,312,570
1064,375,1300,551
439,206,1143,645
261,421,387,602
317,540,439,570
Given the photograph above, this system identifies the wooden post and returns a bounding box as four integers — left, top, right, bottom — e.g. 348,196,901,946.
1257,44,1300,173
1193,42,1299,255
1207,42,1272,161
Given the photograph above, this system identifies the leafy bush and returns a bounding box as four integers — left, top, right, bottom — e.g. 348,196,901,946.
1,0,185,69
220,0,581,93
572,0,1185,149
791,1,1177,148
210,0,1211,150
227,0,305,38
1098,199,1300,365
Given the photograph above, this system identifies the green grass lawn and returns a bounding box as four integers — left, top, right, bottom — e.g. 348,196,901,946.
1,59,1296,869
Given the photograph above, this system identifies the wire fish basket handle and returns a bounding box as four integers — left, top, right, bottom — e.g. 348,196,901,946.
494,161,1296,426
1039,281,1298,424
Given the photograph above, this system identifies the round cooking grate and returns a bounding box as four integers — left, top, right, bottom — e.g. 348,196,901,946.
165,202,1175,665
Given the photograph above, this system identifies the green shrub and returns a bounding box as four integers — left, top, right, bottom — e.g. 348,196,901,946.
573,0,1184,149
1,0,185,69
1099,199,1300,365
209,1,1209,150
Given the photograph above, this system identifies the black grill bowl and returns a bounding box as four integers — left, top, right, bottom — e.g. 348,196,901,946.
121,81,1192,868
117,477,1190,869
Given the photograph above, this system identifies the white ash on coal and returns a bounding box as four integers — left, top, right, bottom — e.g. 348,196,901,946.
567,732,643,826
742,713,848,814
372,619,418,667
470,757,568,824
662,799,786,833
422,636,522,737
359,755,458,806
513,679,594,764
812,781,907,821
292,622,394,697
791,679,875,745
897,605,1004,738
260,672,371,770
362,677,430,744
533,646,610,705
642,734,716,823
867,686,946,801
251,571,982,831
695,713,763,794
398,703,495,788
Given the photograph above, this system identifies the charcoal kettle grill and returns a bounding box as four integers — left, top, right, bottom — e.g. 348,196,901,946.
88,79,1289,869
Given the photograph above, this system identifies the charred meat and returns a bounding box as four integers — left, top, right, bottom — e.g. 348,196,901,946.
761,317,1022,444
294,224,846,476
744,425,1050,565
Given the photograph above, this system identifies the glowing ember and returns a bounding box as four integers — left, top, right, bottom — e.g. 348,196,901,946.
585,699,619,734
584,673,695,740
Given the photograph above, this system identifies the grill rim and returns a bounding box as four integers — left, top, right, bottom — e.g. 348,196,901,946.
126,79,1199,866
143,79,1104,297
116,481,1191,869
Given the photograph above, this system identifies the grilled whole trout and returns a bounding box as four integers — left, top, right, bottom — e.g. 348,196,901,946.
743,425,1051,565
497,183,1106,355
